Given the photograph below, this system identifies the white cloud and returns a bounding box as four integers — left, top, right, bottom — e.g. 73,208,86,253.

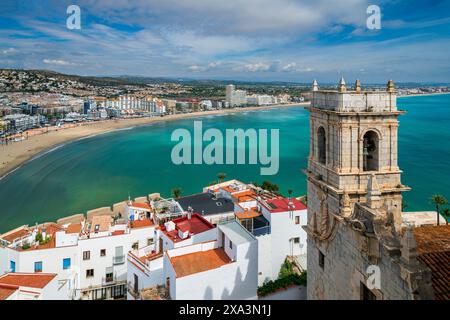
188,65,205,72
241,63,272,72
43,59,76,66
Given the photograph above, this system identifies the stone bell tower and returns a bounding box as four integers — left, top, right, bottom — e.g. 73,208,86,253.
304,78,414,300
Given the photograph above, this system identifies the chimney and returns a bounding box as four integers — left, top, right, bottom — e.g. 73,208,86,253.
354,79,361,93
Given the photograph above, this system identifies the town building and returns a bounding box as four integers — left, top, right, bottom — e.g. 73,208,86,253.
225,84,247,107
0,201,156,300
177,192,235,224
163,220,258,300
0,272,68,300
3,114,46,131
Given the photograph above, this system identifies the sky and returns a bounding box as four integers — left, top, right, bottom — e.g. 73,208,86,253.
0,0,449,83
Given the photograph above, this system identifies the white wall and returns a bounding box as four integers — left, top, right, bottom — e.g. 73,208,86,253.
260,207,308,281
165,237,258,300
127,254,163,299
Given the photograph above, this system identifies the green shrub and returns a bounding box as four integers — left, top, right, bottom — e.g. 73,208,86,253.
258,271,307,297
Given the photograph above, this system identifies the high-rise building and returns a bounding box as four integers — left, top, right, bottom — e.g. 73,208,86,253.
225,84,247,107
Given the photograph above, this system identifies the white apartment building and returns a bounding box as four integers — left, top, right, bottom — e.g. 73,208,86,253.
3,114,44,131
0,201,156,300
247,94,274,106
127,213,217,299
101,95,157,113
225,84,247,107
206,179,308,285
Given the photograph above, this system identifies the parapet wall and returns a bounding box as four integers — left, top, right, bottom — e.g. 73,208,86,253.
312,91,397,112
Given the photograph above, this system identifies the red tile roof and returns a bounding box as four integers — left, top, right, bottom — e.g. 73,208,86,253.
66,223,82,234
130,219,154,229
0,273,57,289
170,248,231,278
413,225,450,300
174,213,214,234
161,213,215,243
1,228,29,243
130,202,151,210
0,284,18,300
263,197,307,213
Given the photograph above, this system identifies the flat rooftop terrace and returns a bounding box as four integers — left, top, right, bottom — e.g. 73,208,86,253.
170,248,231,278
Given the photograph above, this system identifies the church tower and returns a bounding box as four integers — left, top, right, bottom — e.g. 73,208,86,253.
304,79,413,299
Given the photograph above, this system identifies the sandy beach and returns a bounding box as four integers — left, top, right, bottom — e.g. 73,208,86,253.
0,102,307,178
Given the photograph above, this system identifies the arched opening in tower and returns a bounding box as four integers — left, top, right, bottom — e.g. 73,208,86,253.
317,126,326,165
363,131,379,171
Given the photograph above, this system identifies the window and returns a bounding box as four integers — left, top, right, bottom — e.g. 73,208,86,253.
34,261,43,272
147,238,153,246
105,267,113,282
229,239,233,250
132,242,139,250
293,237,300,244
94,224,100,233
10,261,15,273
86,269,94,278
100,249,106,257
83,251,90,260
319,250,325,269
317,126,326,165
63,258,71,270
360,282,377,300
295,216,300,225
363,130,379,171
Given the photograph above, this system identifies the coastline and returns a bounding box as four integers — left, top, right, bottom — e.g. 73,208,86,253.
0,102,307,179
398,92,450,98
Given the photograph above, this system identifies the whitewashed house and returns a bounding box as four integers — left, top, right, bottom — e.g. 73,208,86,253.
163,220,258,300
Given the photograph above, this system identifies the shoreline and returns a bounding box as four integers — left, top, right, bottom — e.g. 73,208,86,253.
398,92,450,98
0,102,307,179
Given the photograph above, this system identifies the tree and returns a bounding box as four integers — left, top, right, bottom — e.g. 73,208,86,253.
442,208,450,226
261,181,279,192
217,172,227,183
171,187,182,199
430,195,448,226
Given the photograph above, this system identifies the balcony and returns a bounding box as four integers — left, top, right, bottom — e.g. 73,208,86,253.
127,282,141,300
252,225,271,237
113,255,125,265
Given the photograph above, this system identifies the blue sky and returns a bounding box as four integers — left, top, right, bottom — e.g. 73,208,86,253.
0,0,449,82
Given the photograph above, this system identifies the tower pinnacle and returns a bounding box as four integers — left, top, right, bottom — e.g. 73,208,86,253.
338,77,346,92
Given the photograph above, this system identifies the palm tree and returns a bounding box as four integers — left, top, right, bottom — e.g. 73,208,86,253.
171,187,182,199
430,194,448,226
288,189,293,199
217,172,227,183
442,208,450,225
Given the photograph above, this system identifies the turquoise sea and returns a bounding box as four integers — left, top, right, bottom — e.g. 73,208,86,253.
0,94,449,232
